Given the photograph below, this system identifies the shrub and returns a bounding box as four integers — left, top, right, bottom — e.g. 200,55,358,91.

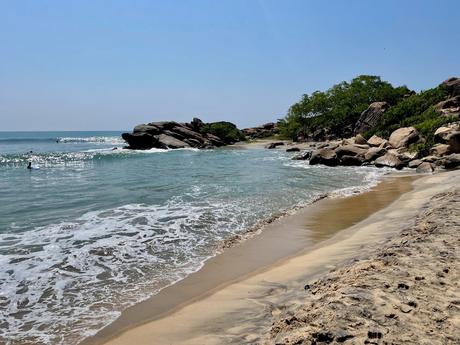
200,121,245,144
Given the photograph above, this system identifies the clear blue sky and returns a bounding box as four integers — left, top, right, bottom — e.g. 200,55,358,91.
1,0,459,131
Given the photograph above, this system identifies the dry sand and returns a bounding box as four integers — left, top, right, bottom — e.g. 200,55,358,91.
85,170,459,345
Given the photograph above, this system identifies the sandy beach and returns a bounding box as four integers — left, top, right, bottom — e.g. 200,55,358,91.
80,168,460,345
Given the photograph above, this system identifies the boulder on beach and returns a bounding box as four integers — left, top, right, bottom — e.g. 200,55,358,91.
340,155,364,166
364,147,386,161
354,134,368,145
440,153,460,169
286,147,301,152
388,127,420,149
367,135,387,147
416,162,435,173
374,152,405,169
292,151,312,160
265,142,285,149
408,159,423,169
334,144,368,158
309,148,339,166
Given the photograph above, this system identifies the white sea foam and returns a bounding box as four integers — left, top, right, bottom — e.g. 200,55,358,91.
0,196,252,344
57,136,125,145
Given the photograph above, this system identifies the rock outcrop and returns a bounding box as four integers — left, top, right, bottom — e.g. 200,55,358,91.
243,122,279,139
388,127,420,149
443,77,460,97
122,118,233,150
354,102,388,134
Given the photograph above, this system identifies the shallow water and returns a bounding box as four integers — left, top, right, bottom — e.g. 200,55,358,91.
0,131,388,344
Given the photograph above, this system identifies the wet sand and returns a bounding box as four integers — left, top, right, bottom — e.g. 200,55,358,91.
81,173,421,345
91,170,459,345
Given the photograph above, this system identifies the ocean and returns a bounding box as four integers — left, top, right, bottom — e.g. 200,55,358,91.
0,131,387,344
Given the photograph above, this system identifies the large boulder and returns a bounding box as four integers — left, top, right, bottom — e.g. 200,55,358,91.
334,144,368,158
434,96,460,118
354,134,368,145
388,127,420,149
416,162,435,173
447,131,460,153
242,122,278,139
442,77,460,97
265,142,285,149
292,151,312,160
374,153,405,169
354,102,388,134
439,153,460,169
364,147,386,161
121,132,158,150
408,159,423,169
133,124,161,135
430,144,451,156
190,117,204,131
309,148,339,166
340,155,364,166
171,126,205,143
367,135,386,147
157,134,190,149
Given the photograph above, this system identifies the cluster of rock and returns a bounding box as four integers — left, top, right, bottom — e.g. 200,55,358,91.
122,118,229,150
242,122,278,139
285,123,460,171
434,78,460,118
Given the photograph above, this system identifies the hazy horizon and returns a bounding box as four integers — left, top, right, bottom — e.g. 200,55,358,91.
1,0,459,131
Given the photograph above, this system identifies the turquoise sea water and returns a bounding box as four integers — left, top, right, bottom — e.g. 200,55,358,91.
0,131,386,344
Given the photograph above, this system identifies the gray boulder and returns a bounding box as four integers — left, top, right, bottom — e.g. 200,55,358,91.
364,147,386,161
442,77,460,97
354,134,368,145
309,148,339,166
157,134,190,149
265,142,285,149
340,155,364,166
408,159,423,169
374,153,405,169
292,151,312,160
416,162,435,173
388,127,420,149
440,153,460,169
367,135,387,147
434,96,460,118
354,102,388,134
335,144,368,158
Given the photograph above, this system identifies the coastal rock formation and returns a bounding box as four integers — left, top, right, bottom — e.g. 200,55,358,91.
243,122,279,139
374,152,404,169
367,135,387,147
388,127,420,149
354,101,388,134
434,96,460,118
265,142,284,149
443,77,460,96
122,118,237,150
309,148,339,166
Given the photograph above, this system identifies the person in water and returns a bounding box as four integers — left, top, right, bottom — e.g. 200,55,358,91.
27,162,32,169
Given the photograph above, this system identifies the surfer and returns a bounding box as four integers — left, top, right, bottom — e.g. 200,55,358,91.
27,162,32,169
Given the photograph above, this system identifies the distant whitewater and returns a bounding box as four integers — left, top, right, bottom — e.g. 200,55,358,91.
0,131,388,344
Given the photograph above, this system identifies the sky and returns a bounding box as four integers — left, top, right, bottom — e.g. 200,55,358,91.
1,0,459,131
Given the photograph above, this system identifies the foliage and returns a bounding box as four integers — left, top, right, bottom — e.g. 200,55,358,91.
200,121,245,143
278,75,410,140
368,86,449,139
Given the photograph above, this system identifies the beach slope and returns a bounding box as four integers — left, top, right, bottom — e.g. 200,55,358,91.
97,170,460,345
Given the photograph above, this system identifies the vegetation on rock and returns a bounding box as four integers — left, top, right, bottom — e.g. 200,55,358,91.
200,121,245,144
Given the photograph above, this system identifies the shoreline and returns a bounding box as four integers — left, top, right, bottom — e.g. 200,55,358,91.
81,172,422,345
